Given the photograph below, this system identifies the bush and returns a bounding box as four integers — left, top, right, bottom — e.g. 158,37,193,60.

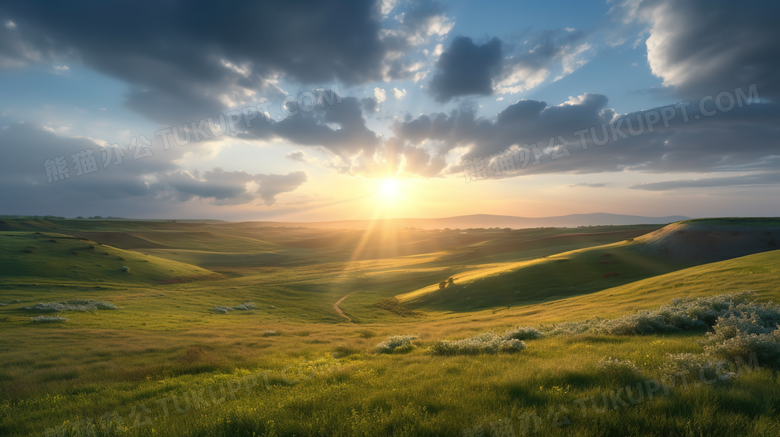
31,315,67,323
703,328,780,369
502,326,544,341
213,301,257,313
543,291,768,337
431,332,526,355
375,335,418,354
23,300,119,312
664,353,740,382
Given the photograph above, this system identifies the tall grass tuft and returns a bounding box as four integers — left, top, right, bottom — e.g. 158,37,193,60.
598,357,641,377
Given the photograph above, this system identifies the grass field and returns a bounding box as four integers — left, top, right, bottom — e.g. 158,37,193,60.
2,218,780,436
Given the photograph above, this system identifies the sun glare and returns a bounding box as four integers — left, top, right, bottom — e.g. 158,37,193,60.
380,178,399,197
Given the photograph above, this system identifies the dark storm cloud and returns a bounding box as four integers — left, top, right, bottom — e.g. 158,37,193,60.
394,93,612,156
0,123,308,215
156,168,307,206
360,96,380,113
237,97,380,162
429,37,503,102
637,0,780,100
428,29,590,101
393,93,780,177
0,0,447,123
231,86,778,182
155,168,257,203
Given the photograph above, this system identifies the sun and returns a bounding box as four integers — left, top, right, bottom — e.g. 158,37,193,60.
380,178,399,197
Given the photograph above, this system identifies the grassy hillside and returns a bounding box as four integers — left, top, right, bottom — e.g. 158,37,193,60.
0,232,219,286
2,218,780,437
399,218,780,313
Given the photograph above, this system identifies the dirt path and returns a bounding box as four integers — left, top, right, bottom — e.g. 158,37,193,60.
334,293,353,322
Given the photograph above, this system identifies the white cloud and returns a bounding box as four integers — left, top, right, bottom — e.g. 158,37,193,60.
494,66,550,94
607,37,627,47
632,33,645,49
220,59,251,77
380,0,398,16
496,97,504,101
42,125,70,134
5,20,16,29
53,65,69,75
425,15,454,37
392,87,407,100
554,43,592,82
73,135,110,148
412,70,428,82
401,14,454,46
434,44,444,56
374,87,386,103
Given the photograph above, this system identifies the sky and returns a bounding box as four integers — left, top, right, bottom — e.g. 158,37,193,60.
0,0,778,221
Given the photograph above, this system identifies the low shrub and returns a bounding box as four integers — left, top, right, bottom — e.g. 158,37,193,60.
703,328,780,369
431,332,526,355
212,301,257,313
544,291,770,337
502,326,544,341
664,353,740,382
375,335,418,354
23,300,119,312
233,302,257,311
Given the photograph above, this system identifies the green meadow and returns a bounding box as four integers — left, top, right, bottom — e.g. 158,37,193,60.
1,218,780,436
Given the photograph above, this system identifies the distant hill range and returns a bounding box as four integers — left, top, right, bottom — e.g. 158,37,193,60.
241,213,691,230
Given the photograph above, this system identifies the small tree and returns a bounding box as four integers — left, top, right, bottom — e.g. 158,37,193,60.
438,281,446,290
447,277,454,286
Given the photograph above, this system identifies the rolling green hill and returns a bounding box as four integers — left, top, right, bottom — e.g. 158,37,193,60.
0,232,220,286
399,218,780,312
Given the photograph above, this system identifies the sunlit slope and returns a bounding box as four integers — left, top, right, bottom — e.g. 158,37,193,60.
485,248,780,326
429,226,658,266
398,239,677,310
140,249,290,268
75,230,279,252
400,218,780,312
0,232,220,285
